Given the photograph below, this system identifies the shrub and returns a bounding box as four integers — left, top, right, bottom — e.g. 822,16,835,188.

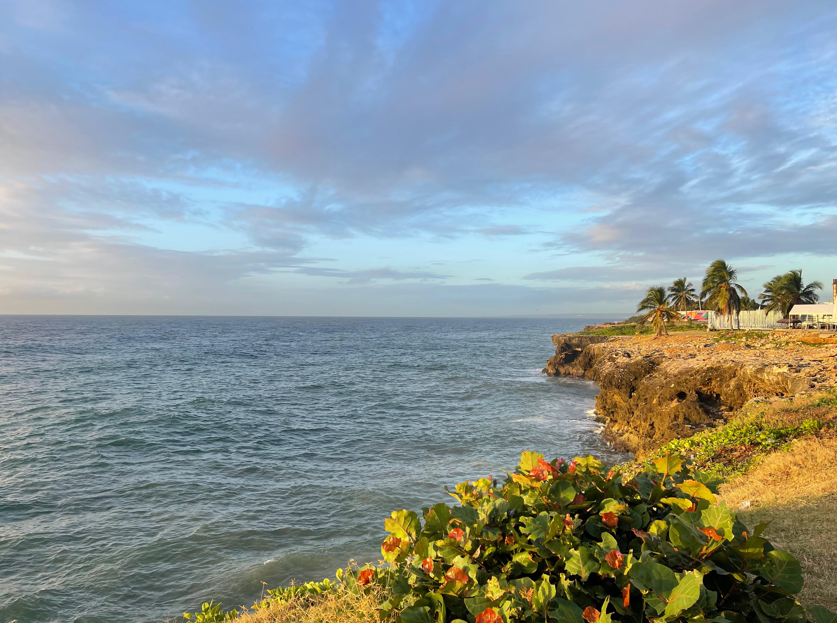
376,452,833,623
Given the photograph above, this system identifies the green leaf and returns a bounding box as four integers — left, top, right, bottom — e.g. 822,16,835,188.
551,480,577,506
652,453,683,479
520,451,544,473
512,551,538,574
758,550,804,594
701,501,734,537
464,595,494,616
808,606,837,623
564,546,600,581
520,512,552,542
664,570,704,618
424,504,452,537
385,510,420,540
400,605,434,623
534,576,557,612
677,480,717,504
548,598,585,623
450,505,479,526
629,560,678,597
669,514,707,555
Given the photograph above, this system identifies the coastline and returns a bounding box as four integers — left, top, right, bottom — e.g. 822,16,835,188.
543,330,837,456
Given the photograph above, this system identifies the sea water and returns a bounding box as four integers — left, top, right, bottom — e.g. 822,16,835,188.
0,316,628,622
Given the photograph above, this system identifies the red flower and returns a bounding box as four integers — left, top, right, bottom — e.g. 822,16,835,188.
381,536,402,553
421,557,434,574
571,493,585,505
444,566,469,584
563,513,574,529
601,512,619,528
583,606,600,622
632,528,650,541
605,549,623,569
700,527,722,542
569,461,577,473
448,527,465,542
357,569,375,586
475,608,503,623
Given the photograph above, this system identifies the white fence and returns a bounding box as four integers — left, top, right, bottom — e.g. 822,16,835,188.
708,310,783,330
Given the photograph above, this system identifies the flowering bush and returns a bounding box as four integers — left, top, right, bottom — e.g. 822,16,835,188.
376,452,832,623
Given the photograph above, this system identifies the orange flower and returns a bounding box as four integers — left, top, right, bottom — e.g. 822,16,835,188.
504,534,516,545
601,512,618,528
444,566,469,584
357,569,375,586
448,527,465,542
605,549,623,569
583,606,600,622
475,608,503,623
569,461,577,473
700,527,722,542
381,536,402,553
421,557,434,574
622,586,631,608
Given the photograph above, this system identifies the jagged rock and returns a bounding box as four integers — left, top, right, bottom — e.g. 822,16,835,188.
544,332,837,457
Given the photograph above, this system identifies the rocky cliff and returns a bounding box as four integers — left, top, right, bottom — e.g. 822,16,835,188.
544,332,837,456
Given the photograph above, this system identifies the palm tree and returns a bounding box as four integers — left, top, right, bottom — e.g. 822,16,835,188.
701,259,748,328
667,277,698,312
740,295,760,311
637,286,681,337
759,270,822,318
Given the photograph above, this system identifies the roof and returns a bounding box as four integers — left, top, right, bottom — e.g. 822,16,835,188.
789,303,835,315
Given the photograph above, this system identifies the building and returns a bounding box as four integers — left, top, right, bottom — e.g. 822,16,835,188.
787,278,836,328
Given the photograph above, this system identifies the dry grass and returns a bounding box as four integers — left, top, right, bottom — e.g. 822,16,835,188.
720,437,837,611
233,587,391,623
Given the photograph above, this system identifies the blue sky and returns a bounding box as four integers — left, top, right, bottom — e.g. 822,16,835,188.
1,0,836,315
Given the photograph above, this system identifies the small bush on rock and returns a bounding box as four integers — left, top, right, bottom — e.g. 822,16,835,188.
375,452,831,623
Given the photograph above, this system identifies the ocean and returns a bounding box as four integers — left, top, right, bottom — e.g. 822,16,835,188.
0,316,629,623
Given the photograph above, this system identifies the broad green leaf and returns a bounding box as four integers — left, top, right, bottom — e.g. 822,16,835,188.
512,551,538,574
599,532,618,552
629,560,678,597
808,606,837,623
484,576,507,601
652,453,683,479
385,510,420,540
574,455,604,473
551,480,577,506
701,502,734,537
424,504,452,537
758,550,804,594
400,605,433,623
669,514,707,555
450,505,480,526
664,571,704,618
564,546,600,581
520,451,544,473
756,596,806,623
520,512,552,542
753,521,772,538
464,595,494,616
534,576,557,612
548,598,585,623
661,497,695,513
677,480,717,504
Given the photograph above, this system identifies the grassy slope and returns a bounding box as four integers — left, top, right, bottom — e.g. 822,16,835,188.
581,322,705,336
234,587,390,623
653,391,837,610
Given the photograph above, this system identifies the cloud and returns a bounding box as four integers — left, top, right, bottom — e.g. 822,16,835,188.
2,1,837,313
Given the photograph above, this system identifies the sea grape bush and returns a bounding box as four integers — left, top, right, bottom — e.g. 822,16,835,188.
375,452,830,623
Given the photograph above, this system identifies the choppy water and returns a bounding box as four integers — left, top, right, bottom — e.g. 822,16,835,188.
0,316,628,623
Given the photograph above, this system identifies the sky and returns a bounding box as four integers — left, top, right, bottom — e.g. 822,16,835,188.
1,0,836,316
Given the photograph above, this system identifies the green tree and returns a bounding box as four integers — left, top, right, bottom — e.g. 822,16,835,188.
637,286,681,337
667,277,698,311
740,295,760,310
701,259,748,328
759,270,822,318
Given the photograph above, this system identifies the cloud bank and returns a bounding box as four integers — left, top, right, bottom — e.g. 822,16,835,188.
1,0,836,315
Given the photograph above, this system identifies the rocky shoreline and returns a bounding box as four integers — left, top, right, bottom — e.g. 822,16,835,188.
544,331,837,456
